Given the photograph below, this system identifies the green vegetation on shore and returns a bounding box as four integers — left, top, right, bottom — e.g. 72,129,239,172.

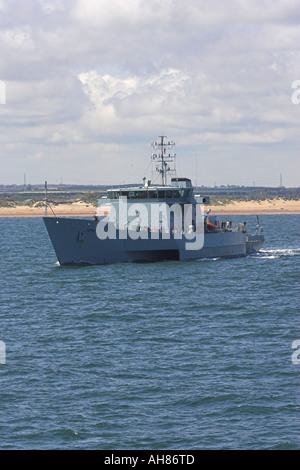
0,186,101,208
0,184,299,208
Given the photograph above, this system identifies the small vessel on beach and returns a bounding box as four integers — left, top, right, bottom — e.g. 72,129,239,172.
43,136,264,265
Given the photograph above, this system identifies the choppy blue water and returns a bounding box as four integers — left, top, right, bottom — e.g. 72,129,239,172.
0,214,299,450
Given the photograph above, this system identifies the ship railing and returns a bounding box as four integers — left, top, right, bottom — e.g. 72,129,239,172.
212,221,247,233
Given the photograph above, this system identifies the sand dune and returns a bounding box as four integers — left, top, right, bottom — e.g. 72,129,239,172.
0,201,96,217
209,198,300,215
0,198,299,217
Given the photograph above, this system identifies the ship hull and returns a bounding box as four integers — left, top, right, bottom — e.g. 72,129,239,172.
246,234,265,254
43,217,247,265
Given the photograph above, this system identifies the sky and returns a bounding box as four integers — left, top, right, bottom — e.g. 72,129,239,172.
0,0,299,187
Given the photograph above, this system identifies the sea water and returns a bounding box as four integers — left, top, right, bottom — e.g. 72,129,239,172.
0,214,299,450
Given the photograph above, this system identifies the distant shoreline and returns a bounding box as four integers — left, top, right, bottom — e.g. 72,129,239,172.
0,199,299,217
209,198,300,215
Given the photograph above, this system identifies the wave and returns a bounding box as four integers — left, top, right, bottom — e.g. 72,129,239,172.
254,248,300,259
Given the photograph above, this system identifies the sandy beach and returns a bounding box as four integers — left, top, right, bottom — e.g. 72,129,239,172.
209,198,300,215
0,202,97,217
0,198,299,217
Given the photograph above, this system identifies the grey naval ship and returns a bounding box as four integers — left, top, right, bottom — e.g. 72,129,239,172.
43,136,264,265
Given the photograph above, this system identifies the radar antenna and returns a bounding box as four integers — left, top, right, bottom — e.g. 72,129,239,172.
151,135,176,186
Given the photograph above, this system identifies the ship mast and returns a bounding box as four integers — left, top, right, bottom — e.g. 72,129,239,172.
151,135,176,186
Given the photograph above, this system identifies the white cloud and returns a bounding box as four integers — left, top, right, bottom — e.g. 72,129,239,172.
38,0,65,15
0,0,299,186
0,25,34,50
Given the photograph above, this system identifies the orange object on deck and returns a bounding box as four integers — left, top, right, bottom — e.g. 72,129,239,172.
207,222,219,230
